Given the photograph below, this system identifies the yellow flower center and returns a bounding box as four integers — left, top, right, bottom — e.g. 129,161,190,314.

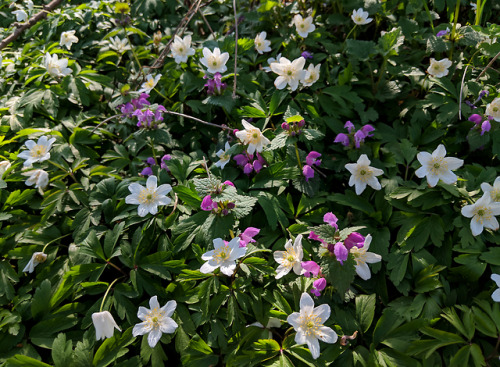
31,145,48,158
214,245,230,264
138,188,158,205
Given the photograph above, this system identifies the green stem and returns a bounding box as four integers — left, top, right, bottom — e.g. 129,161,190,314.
294,142,303,171
449,0,461,59
125,33,142,73
41,233,72,253
421,0,435,33
99,278,121,312
148,137,158,164
343,25,357,49
475,0,484,26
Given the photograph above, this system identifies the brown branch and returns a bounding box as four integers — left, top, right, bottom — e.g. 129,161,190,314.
475,50,500,81
232,0,239,99
0,0,64,51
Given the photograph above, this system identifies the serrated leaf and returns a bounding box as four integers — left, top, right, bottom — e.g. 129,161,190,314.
356,294,376,333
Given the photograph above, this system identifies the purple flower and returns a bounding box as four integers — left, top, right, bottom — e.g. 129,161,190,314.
334,133,350,146
204,72,227,95
344,121,355,133
360,124,375,137
311,277,326,296
354,130,366,148
223,180,235,187
436,28,450,37
120,102,135,117
344,232,365,250
323,212,338,230
308,231,326,245
481,120,491,135
334,242,348,265
281,122,290,130
469,114,483,124
306,151,321,166
239,227,260,247
301,261,320,277
253,158,263,173
234,154,249,167
133,94,151,109
146,157,156,165
301,51,313,59
302,165,314,181
140,167,153,176
201,195,218,211
243,163,254,175
160,154,171,170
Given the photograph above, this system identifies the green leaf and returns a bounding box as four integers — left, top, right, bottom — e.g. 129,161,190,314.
257,192,289,230
4,355,52,367
441,307,475,341
330,192,374,214
449,345,471,367
51,333,73,367
413,264,445,293
273,290,292,315
93,328,134,367
356,294,376,333
322,255,357,296
31,279,52,319
269,132,289,151
408,326,464,358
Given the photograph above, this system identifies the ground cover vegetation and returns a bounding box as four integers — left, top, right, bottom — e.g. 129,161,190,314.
1,0,500,365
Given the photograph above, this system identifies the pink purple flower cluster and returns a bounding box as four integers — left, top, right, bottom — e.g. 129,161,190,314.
233,151,267,175
204,72,227,96
140,155,171,176
302,151,321,182
119,93,150,117
200,181,236,216
301,260,326,296
118,93,167,129
469,114,492,136
281,118,305,137
334,121,374,149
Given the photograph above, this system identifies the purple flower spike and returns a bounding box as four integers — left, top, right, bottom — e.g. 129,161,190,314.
306,151,321,166
140,167,153,176
201,195,217,211
334,133,350,146
243,163,253,175
311,277,327,296
234,154,249,167
323,212,338,230
468,114,483,124
302,165,314,182
354,130,366,148
302,261,320,277
360,124,375,137
344,121,355,133
146,157,156,165
344,232,365,250
240,227,260,247
436,28,450,37
481,120,491,135
334,242,348,265
301,51,313,59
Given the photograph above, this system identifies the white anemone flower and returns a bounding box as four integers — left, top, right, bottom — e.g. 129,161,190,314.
273,234,304,279
485,97,500,122
461,194,500,236
415,144,463,187
22,252,47,273
170,35,195,64
302,64,321,87
0,161,11,189
293,15,315,38
60,31,79,50
132,296,178,348
200,47,230,74
270,56,306,91
351,8,373,25
427,58,452,78
263,53,282,72
44,53,72,78
12,9,28,22
254,31,271,54
235,120,271,155
491,274,500,302
287,292,338,359
17,136,56,167
108,36,131,53
481,177,500,202
349,234,382,280
92,311,121,340
139,74,162,94
215,142,231,169
200,237,246,276
22,169,49,189
125,176,172,217
345,154,384,195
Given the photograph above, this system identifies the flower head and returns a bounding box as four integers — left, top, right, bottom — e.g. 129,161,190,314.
486,97,500,122
345,154,384,195
301,261,321,278
92,311,121,341
287,293,338,359
302,63,320,87
12,9,28,22
239,227,260,247
235,120,270,155
139,74,162,94
270,56,306,91
415,144,463,187
125,176,172,217
461,194,500,236
22,252,47,273
0,161,12,189
201,195,218,211
170,35,195,64
254,31,271,54
293,15,315,38
274,235,304,279
44,53,72,78
344,232,365,250
350,234,382,280
204,72,227,95
22,169,49,189
18,136,56,167
108,36,131,53
436,27,450,37
491,274,500,302
323,212,338,230
334,242,348,264
200,237,246,276
427,58,452,78
263,53,282,72
481,177,500,202
200,47,229,74
60,30,79,50
215,142,231,169
351,8,372,25
311,278,327,297
132,296,178,348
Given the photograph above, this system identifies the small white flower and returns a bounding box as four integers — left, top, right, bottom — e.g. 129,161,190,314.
60,31,79,50
215,142,231,169
132,296,178,348
302,63,320,87
481,177,500,202
44,53,72,78
349,234,382,280
415,144,463,187
461,194,500,236
108,36,131,53
17,136,56,167
12,9,28,22
491,274,500,302
139,74,162,94
22,169,49,189
200,237,246,276
471,2,477,12
351,8,373,25
92,311,121,340
293,15,316,38
26,0,34,11
254,31,271,54
485,97,500,122
273,235,304,279
270,56,306,91
345,154,384,195
287,292,338,359
427,58,452,78
235,120,271,155
125,176,172,217
200,47,230,74
0,161,11,189
170,35,195,64
263,53,282,72
22,252,47,273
